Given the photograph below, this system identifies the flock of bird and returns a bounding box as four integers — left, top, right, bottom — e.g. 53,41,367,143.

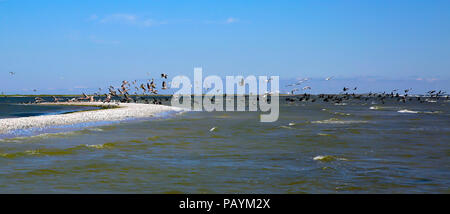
28,73,171,105
281,76,448,104
5,71,449,105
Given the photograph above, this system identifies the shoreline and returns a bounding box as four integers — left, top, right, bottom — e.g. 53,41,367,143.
0,102,185,135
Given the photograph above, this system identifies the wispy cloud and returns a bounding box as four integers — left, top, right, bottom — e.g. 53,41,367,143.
225,17,239,24
87,14,99,21
89,35,120,45
90,13,166,27
99,14,137,24
415,77,439,82
204,17,240,25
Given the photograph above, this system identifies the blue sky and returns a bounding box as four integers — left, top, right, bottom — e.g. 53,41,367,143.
1,0,449,94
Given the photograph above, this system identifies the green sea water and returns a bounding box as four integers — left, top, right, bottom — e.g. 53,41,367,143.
0,96,449,193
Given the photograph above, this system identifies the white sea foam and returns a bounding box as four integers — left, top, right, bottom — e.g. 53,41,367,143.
313,155,348,162
0,102,184,135
311,118,368,124
334,103,347,106
398,109,419,114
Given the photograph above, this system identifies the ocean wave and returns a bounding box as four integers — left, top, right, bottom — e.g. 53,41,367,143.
333,112,351,116
313,155,348,162
334,103,347,106
0,143,115,159
398,109,419,114
311,118,368,124
369,106,383,110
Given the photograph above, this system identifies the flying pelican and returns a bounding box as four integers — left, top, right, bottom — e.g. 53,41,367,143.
265,77,273,83
239,78,244,86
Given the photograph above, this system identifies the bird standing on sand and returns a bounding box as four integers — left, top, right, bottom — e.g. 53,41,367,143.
34,97,44,103
52,96,60,103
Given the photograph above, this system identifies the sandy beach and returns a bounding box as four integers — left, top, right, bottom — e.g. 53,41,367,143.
0,102,184,134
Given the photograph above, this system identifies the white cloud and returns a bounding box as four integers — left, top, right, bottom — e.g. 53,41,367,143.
89,36,120,45
100,14,137,24
225,17,239,24
204,17,240,25
91,13,166,27
416,77,439,83
143,19,167,27
88,14,99,21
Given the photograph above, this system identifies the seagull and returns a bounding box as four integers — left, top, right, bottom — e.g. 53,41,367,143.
9,72,15,75
302,86,311,90
161,73,168,79
209,127,217,132
325,76,334,81
162,81,168,90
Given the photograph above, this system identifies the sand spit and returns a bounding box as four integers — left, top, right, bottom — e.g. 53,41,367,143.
0,102,184,134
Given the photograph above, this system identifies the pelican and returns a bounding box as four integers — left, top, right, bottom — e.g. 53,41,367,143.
34,97,44,103
239,78,244,86
52,96,60,102
265,77,273,83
